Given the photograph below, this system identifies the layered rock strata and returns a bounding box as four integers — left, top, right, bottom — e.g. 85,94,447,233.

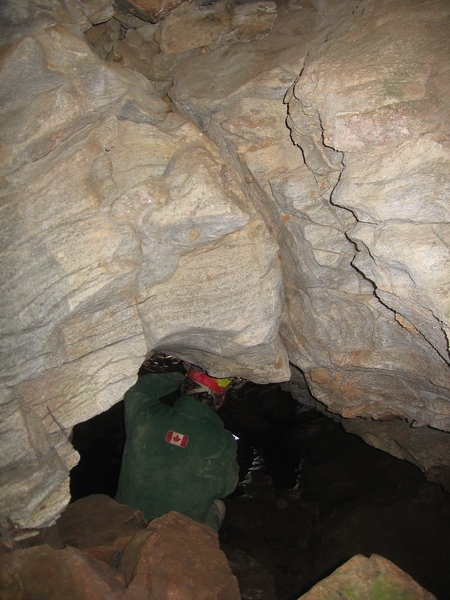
168,0,450,489
0,0,449,528
0,0,287,528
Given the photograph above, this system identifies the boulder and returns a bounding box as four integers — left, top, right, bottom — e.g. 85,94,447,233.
299,553,436,600
112,24,180,96
84,18,122,59
77,0,115,24
0,544,125,600
118,511,241,599
57,494,147,564
1,499,241,599
157,0,277,55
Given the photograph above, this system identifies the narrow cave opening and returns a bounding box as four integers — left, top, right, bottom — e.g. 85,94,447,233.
70,355,450,600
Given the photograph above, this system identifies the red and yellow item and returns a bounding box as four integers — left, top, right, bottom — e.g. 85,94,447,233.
186,368,231,397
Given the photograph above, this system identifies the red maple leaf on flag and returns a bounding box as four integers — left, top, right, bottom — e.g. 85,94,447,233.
165,430,189,448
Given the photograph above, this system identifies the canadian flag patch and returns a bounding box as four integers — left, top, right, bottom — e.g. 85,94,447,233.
165,430,189,448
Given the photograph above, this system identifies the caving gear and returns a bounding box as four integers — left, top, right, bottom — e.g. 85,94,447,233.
186,367,232,397
115,372,239,529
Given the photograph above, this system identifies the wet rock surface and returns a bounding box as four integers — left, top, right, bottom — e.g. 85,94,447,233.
221,544,278,600
218,384,450,599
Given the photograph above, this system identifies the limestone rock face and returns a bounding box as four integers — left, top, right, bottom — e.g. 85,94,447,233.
286,0,450,433
1,0,450,530
114,0,188,22
168,0,450,491
0,1,287,529
77,0,115,24
157,0,277,55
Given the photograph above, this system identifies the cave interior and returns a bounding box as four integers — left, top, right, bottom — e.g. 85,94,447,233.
69,354,450,600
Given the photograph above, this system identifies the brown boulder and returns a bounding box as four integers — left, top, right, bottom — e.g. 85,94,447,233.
119,511,241,599
0,544,125,600
57,494,147,564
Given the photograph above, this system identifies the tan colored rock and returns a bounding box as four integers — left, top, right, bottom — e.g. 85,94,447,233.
286,0,450,431
119,511,241,599
84,18,121,59
169,0,450,477
114,0,188,22
113,9,150,28
141,220,288,382
215,97,305,197
0,0,92,45
0,544,126,600
2,0,450,537
158,0,277,54
0,5,288,529
113,24,183,96
298,553,436,599
169,2,317,126
77,0,115,24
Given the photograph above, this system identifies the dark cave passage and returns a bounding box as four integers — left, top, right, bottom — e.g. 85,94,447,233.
70,358,450,600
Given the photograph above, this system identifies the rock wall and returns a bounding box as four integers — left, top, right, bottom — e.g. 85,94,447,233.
0,0,449,528
168,0,450,488
0,0,288,528
284,0,450,489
